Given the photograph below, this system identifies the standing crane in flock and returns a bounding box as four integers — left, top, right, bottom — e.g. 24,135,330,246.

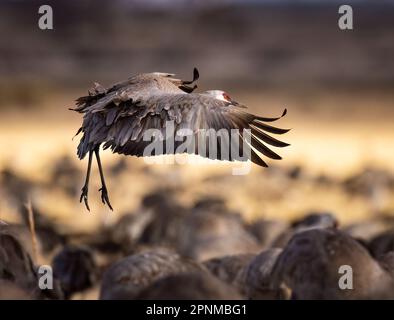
70,68,290,210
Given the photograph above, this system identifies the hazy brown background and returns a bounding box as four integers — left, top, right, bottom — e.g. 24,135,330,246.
1,0,394,231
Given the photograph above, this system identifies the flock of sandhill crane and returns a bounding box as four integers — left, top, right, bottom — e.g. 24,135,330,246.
71,68,289,210
1,161,394,300
2,193,394,299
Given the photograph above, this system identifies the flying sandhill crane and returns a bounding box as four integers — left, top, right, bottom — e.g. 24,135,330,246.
71,68,290,210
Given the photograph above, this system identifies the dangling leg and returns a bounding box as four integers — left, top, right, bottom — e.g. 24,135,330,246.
80,150,93,211
94,145,113,210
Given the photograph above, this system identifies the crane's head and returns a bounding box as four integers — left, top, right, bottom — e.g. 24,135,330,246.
203,90,239,106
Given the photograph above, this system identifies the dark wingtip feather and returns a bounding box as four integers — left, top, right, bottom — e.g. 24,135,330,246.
182,67,200,85
72,127,83,141
251,126,290,148
179,84,197,93
254,108,288,123
252,121,291,135
69,106,84,112
251,136,282,160
193,67,199,81
250,149,268,167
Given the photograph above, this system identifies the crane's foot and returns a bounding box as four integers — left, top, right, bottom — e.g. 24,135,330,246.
99,186,113,211
79,185,90,211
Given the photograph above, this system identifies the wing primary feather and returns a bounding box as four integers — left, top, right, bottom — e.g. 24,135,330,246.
237,133,268,167
179,84,197,93
251,126,290,147
250,135,282,160
250,148,268,167
182,67,200,85
254,108,287,122
252,121,291,135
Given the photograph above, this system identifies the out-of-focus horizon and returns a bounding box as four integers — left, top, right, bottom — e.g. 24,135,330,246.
0,0,393,228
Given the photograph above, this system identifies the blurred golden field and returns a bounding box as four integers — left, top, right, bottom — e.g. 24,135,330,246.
1,89,393,234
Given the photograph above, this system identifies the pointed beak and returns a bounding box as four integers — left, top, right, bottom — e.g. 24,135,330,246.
230,99,246,108
230,99,239,106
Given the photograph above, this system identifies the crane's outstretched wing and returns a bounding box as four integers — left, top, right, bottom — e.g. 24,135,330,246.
72,74,289,167
102,94,289,167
